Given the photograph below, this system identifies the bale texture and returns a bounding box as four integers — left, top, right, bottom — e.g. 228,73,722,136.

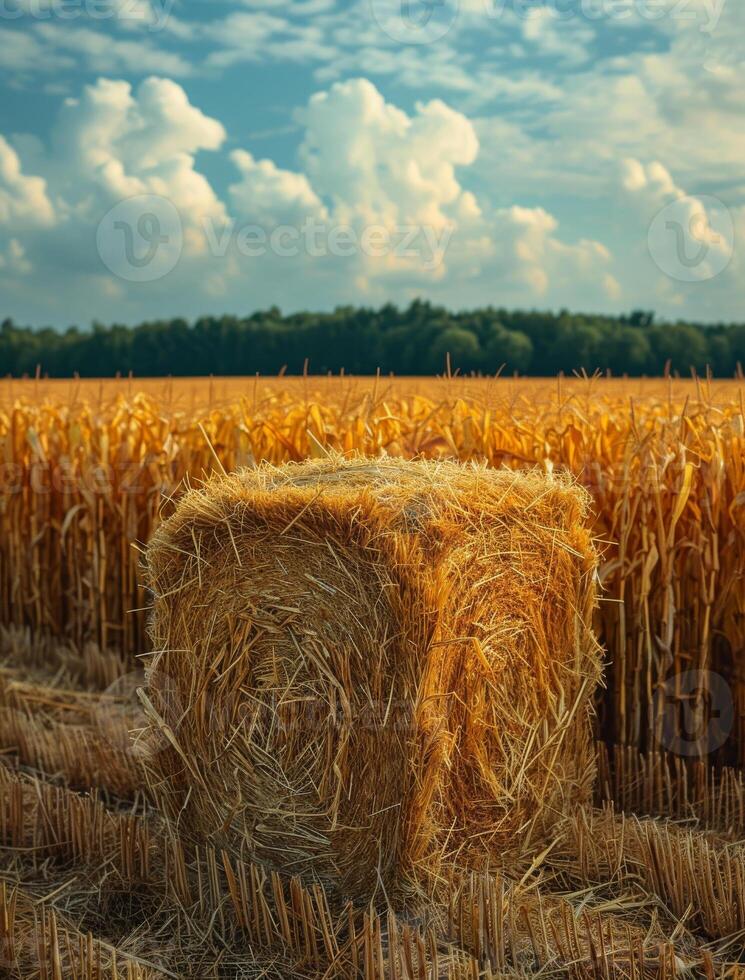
144,456,601,902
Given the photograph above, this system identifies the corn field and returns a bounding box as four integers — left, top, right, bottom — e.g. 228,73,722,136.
1,375,743,761
0,374,744,978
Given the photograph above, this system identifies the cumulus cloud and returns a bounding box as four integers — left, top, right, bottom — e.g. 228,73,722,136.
621,157,733,276
0,76,231,319
1,0,741,324
224,79,614,306
286,79,615,304
229,150,327,226
467,204,615,305
225,79,493,291
621,159,683,201
49,76,226,231
0,75,617,322
613,157,740,316
0,136,55,228
298,79,478,231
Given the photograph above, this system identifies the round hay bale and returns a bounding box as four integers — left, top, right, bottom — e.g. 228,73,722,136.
143,456,601,902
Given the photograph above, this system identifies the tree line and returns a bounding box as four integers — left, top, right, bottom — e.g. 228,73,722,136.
1,303,744,377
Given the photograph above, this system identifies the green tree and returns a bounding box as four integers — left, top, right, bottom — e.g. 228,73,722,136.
428,327,481,374
649,323,710,374
0,305,743,377
606,327,652,376
482,324,533,373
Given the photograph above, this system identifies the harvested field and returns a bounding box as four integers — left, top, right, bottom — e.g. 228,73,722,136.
0,375,743,977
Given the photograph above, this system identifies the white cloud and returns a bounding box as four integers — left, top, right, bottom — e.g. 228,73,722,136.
468,19,745,245
520,6,594,65
621,158,679,201
229,151,327,226
0,75,621,322
0,136,55,228
604,273,622,301
620,157,735,288
0,77,229,308
0,239,32,274
34,23,192,76
108,0,180,33
0,29,73,72
0,0,741,325
475,205,613,301
204,12,335,68
620,157,650,193
6,0,186,35
224,79,482,287
298,78,479,232
50,76,225,220
0,4,191,77
195,79,613,304
237,0,336,10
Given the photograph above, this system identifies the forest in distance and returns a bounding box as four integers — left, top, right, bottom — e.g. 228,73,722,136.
2,302,745,377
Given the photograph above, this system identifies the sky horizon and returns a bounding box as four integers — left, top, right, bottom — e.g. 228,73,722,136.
0,0,742,328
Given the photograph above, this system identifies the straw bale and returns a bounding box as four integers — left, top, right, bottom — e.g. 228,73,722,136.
144,456,601,901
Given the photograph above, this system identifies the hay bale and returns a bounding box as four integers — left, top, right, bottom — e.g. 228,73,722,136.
143,456,601,902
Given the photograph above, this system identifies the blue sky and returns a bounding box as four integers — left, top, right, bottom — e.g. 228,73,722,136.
0,0,742,326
